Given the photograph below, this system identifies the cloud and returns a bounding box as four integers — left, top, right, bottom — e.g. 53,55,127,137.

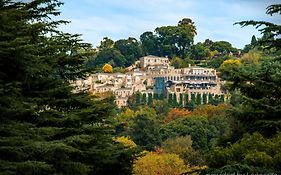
57,0,279,49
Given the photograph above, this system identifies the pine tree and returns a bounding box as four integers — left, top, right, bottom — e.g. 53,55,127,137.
136,92,141,105
184,94,189,107
203,93,207,104
230,4,281,137
0,1,132,174
173,93,178,107
208,93,214,104
142,93,147,105
148,93,153,106
196,93,202,105
168,94,173,106
179,93,183,107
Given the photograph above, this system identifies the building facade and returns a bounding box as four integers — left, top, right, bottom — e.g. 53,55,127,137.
72,55,224,107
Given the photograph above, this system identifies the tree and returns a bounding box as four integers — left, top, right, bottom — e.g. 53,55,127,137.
191,104,230,119
168,93,173,105
129,114,161,150
235,4,281,51
152,99,170,116
179,93,183,107
206,55,232,68
91,48,126,67
203,93,207,104
209,41,238,54
0,1,132,174
133,152,188,175
140,31,160,56
208,93,214,104
164,108,191,123
171,56,184,68
161,136,206,166
196,93,202,105
102,63,113,73
206,132,281,173
155,18,196,58
147,93,153,106
114,37,143,67
190,43,209,60
114,136,137,149
141,93,147,105
219,59,241,80
184,94,189,107
173,93,178,107
135,92,141,105
186,93,196,110
241,49,262,65
160,116,220,151
99,37,114,49
251,35,258,46
226,4,281,138
177,18,197,58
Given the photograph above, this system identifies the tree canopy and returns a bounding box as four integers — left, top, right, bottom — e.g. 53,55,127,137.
0,1,133,174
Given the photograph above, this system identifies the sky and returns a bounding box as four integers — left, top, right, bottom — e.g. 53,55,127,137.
56,0,281,49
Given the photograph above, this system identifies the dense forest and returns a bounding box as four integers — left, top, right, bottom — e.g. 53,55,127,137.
0,0,281,175
88,18,240,70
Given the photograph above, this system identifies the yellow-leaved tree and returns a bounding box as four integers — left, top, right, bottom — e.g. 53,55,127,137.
102,63,113,73
114,136,137,149
133,152,188,175
219,59,241,79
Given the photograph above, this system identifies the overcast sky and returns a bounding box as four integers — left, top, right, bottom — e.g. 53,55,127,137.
57,0,280,49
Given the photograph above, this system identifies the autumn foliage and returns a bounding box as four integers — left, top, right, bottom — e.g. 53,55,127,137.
165,108,191,123
133,152,187,175
114,136,137,149
102,63,113,73
191,104,231,118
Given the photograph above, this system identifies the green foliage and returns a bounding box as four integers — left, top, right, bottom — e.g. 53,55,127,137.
0,1,133,174
219,59,241,80
202,93,207,104
160,116,221,151
206,55,234,68
222,54,281,137
90,48,126,67
129,114,161,150
235,4,281,51
196,93,202,105
99,37,114,49
209,41,238,54
114,37,143,67
147,93,153,106
172,93,178,107
171,56,184,68
184,94,189,107
152,99,170,116
140,18,196,58
142,93,147,105
161,136,206,166
206,132,281,173
190,43,209,60
179,93,183,107
168,93,173,105
140,31,161,56
224,6,281,136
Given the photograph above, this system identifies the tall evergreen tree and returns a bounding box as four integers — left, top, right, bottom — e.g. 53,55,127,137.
229,4,281,138
148,93,153,106
0,1,132,174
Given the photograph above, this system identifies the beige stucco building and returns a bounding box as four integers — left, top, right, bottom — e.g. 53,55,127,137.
72,55,224,107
